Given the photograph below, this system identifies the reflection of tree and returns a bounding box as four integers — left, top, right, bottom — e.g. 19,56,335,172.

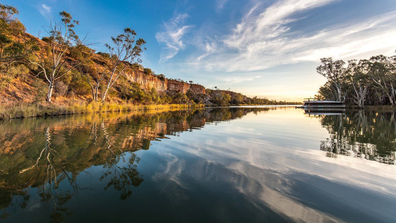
0,107,273,220
17,127,78,222
100,153,143,200
100,122,144,200
319,110,396,164
0,189,29,219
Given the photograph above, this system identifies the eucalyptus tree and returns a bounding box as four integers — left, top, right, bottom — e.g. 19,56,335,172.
318,81,338,101
368,55,395,105
30,11,79,102
346,59,370,108
0,4,28,65
72,43,105,102
316,58,346,101
101,28,146,102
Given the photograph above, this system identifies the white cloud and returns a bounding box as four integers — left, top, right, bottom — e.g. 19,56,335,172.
189,0,396,73
215,75,262,84
39,4,51,17
197,41,217,61
216,0,228,11
156,13,193,63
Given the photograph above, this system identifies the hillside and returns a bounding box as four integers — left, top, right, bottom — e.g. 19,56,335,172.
0,4,299,118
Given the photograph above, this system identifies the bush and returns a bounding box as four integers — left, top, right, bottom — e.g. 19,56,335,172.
68,71,91,95
144,68,152,75
55,81,68,97
172,93,191,104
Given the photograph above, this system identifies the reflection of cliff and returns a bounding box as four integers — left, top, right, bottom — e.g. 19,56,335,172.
319,110,396,164
0,107,270,218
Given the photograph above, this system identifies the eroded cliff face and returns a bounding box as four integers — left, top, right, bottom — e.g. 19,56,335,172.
125,70,206,95
125,70,167,92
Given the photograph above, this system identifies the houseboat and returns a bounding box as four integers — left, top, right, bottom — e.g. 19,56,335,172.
297,98,345,112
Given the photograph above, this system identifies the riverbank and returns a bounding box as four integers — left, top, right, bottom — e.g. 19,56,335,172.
345,105,396,112
0,102,204,120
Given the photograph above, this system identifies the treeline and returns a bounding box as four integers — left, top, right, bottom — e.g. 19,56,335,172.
316,56,395,107
0,4,297,107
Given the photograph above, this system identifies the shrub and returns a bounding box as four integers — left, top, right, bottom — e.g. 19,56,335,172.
68,71,91,95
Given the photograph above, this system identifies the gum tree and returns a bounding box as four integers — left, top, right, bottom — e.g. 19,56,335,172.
346,59,370,108
317,58,346,102
101,28,146,102
31,11,79,102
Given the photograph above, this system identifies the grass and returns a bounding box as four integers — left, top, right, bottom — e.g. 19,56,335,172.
0,102,204,120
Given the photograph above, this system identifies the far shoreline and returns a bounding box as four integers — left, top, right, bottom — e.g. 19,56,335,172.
0,103,393,121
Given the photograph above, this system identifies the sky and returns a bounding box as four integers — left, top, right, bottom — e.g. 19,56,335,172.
5,0,396,101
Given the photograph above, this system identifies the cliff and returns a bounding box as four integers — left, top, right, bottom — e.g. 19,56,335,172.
125,70,206,95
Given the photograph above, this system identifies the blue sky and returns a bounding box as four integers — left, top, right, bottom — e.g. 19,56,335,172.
5,0,396,101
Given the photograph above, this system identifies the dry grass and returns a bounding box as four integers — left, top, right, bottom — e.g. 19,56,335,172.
0,102,204,120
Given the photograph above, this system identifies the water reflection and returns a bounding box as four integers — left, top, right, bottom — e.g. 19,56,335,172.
0,108,272,221
308,110,396,165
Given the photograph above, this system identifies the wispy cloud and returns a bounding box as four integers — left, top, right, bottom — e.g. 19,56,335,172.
215,75,262,84
216,0,228,11
197,41,217,61
156,13,193,63
39,4,51,18
189,0,396,73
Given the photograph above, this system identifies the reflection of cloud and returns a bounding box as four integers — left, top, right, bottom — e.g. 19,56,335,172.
153,143,340,222
39,4,51,18
149,108,396,221
156,13,193,63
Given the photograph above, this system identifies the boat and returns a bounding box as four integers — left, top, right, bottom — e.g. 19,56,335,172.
297,98,345,112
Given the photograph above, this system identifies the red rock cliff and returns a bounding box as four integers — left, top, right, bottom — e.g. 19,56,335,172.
125,70,206,95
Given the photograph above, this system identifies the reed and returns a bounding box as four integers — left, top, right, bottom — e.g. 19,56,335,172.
0,102,204,120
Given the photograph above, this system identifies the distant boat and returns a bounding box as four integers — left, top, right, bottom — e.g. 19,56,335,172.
296,98,345,112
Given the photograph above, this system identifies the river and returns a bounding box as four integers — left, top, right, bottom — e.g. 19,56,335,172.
0,106,395,222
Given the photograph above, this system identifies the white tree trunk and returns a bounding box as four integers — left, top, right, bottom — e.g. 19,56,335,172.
46,81,54,102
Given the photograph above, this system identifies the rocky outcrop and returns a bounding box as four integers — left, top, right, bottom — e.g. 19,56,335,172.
125,70,167,92
125,70,206,95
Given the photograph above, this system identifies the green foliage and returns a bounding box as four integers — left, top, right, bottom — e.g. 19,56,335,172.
156,74,165,80
32,78,47,102
0,63,29,90
316,55,396,106
8,19,25,35
69,44,94,60
97,52,110,59
116,80,159,104
209,91,231,106
0,4,18,22
68,71,91,95
144,68,152,75
232,93,244,105
3,41,23,55
172,92,191,104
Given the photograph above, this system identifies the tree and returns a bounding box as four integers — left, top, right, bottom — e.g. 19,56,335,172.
368,55,395,105
0,4,27,64
317,58,346,101
72,43,105,102
101,28,146,102
78,63,104,102
0,4,18,24
346,59,370,108
317,81,338,101
30,11,79,102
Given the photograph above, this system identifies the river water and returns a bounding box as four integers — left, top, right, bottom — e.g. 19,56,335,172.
0,106,395,222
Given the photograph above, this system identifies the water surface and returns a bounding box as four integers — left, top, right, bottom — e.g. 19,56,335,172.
0,107,395,222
